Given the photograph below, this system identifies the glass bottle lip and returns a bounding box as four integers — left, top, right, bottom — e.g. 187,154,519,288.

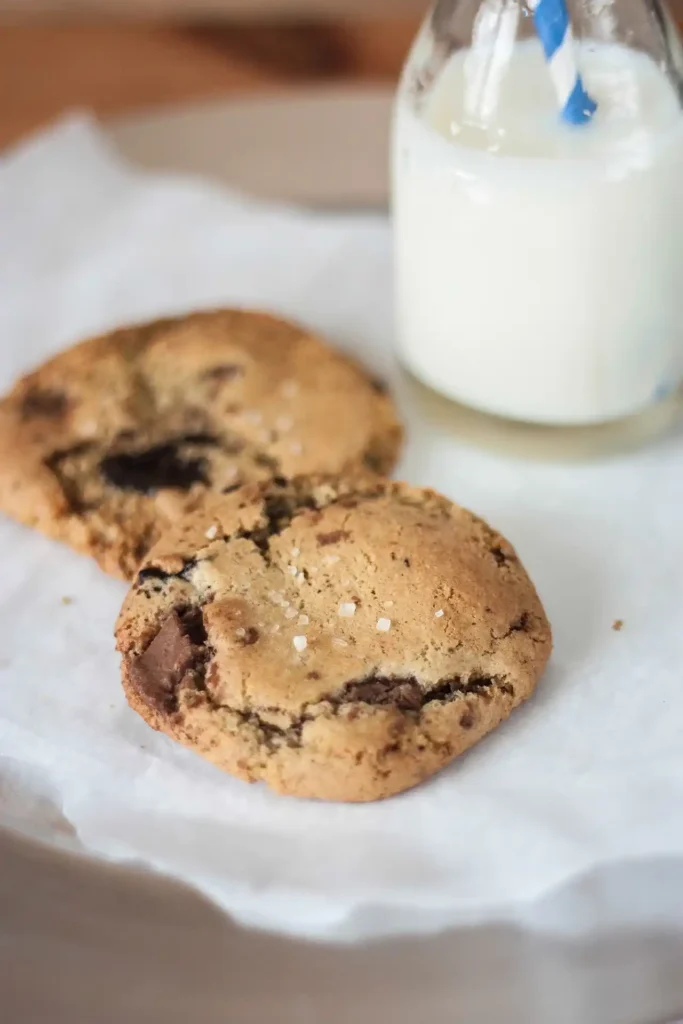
395,14,683,178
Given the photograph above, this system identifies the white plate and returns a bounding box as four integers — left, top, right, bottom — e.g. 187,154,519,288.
110,86,393,208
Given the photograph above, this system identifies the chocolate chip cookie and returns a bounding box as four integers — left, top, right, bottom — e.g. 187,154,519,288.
0,311,402,578
116,476,552,802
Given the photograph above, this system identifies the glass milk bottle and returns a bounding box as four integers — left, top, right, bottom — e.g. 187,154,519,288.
392,0,683,438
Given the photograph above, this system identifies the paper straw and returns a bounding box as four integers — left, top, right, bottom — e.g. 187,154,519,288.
528,0,597,125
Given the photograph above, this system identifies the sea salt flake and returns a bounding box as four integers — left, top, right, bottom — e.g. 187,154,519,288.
376,618,391,632
205,524,218,540
338,602,356,618
293,635,307,653
435,609,444,618
298,614,309,625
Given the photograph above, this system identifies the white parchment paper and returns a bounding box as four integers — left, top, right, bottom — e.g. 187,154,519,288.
1,116,683,941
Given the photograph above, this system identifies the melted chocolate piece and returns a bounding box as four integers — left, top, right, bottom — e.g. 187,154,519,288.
100,436,216,493
128,606,207,714
342,676,424,711
337,674,495,712
136,560,197,586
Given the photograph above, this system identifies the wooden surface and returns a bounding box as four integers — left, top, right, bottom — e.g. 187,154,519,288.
1,0,425,14
0,18,418,149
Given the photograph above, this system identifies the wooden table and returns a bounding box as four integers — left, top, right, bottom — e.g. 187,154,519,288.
0,18,418,149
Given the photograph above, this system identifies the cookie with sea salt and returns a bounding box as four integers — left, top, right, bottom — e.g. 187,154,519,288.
115,475,552,802
0,310,402,579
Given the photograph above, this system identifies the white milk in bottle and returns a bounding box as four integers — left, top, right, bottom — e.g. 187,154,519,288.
393,13,683,426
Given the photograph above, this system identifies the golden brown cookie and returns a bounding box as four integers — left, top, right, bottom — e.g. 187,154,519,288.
0,311,401,578
116,476,552,802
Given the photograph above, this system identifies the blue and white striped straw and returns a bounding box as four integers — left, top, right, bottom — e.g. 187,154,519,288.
528,0,597,125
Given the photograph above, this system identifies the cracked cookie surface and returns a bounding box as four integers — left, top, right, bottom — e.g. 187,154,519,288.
0,310,402,579
116,476,552,802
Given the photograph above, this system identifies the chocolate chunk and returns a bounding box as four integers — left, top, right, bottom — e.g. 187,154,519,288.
316,530,351,547
21,388,69,419
136,560,197,586
100,439,213,493
337,674,495,712
136,566,174,585
128,607,207,714
340,676,424,711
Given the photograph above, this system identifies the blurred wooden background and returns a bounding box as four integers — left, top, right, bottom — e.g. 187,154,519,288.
3,0,683,150
0,12,421,149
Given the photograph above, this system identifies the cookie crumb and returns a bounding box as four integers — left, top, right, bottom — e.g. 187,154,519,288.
612,619,624,632
338,602,356,618
296,571,306,584
376,617,392,632
291,547,300,558
61,596,73,606
298,614,309,626
235,627,246,638
293,635,308,652
205,524,218,540
435,609,444,618
285,607,297,619
287,565,298,576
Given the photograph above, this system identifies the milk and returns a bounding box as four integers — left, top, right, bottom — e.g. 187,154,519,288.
393,40,683,425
